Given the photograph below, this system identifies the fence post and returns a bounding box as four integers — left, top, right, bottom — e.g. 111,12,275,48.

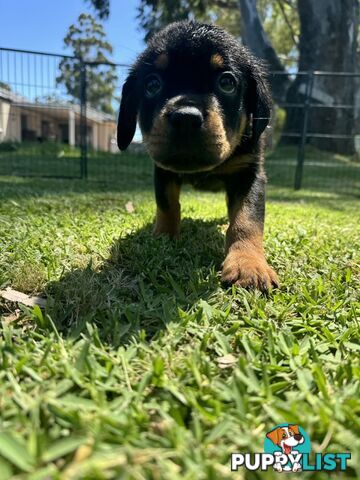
294,71,314,190
80,60,88,179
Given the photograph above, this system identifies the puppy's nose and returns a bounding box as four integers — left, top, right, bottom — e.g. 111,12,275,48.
168,107,203,130
294,434,302,441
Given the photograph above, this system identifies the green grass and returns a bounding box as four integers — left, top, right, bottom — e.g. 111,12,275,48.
0,141,359,195
0,155,359,479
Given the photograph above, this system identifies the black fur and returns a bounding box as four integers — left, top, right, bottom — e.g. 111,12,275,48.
117,21,271,153
117,21,278,290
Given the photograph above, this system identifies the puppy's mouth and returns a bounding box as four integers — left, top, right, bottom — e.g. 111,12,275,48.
144,131,231,173
151,138,224,173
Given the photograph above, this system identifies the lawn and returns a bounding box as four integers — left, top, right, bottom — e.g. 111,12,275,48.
0,153,359,479
1,141,359,195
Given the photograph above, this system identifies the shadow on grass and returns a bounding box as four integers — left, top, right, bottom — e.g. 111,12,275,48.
45,218,226,346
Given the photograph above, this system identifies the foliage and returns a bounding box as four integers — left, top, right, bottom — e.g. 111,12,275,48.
137,0,210,41
34,93,72,105
86,0,110,19
0,165,359,478
0,141,19,152
260,0,299,67
57,13,117,114
137,0,300,67
0,81,11,92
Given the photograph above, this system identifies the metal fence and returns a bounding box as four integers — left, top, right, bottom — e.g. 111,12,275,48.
0,47,359,195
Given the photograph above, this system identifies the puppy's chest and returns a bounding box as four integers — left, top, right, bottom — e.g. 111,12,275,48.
182,172,225,191
181,152,256,191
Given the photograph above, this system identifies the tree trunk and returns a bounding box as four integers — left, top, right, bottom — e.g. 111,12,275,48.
284,0,359,154
238,0,358,155
238,0,290,103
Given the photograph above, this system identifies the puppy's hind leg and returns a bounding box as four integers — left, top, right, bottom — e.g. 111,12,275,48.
153,165,182,238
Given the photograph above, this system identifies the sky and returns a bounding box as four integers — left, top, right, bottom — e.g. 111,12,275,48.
0,0,145,65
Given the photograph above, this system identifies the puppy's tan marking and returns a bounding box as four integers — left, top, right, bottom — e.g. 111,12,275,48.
221,195,279,291
154,182,181,238
210,53,225,69
144,100,237,168
213,153,254,174
154,53,169,70
142,110,169,160
205,109,233,159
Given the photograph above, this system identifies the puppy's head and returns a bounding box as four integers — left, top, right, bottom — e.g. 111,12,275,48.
117,21,271,173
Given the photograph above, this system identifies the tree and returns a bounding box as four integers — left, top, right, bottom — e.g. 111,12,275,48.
238,0,359,153
86,0,110,19
137,0,359,154
57,13,117,114
284,0,359,153
35,93,71,105
0,81,11,91
137,1,300,81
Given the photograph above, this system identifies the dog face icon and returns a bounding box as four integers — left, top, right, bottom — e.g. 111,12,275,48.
266,425,304,472
266,424,304,455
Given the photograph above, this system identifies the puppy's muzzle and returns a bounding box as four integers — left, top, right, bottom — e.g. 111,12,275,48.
168,106,204,132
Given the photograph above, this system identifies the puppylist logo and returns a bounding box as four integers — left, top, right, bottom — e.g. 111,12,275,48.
231,424,351,473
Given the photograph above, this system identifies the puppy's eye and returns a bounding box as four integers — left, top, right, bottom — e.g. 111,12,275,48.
217,72,237,94
144,74,163,98
282,433,287,438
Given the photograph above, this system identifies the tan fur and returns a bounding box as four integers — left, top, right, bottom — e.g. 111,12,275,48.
221,197,279,290
142,111,168,155
154,182,181,238
213,153,254,174
205,109,233,159
211,115,250,174
144,99,238,171
225,197,264,250
154,53,169,70
210,53,225,69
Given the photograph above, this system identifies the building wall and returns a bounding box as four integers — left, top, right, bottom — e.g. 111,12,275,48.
97,121,117,152
0,101,21,141
0,102,117,152
0,99,4,141
19,107,60,141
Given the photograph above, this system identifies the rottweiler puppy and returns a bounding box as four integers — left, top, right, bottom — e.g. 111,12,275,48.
117,21,279,291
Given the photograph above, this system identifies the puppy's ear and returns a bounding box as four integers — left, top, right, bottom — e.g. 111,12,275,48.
117,72,138,151
266,428,281,446
248,62,272,143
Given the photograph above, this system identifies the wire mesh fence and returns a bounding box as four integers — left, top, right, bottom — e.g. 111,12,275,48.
0,47,359,195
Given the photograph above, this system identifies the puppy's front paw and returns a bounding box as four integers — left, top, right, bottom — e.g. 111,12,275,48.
153,222,179,238
221,249,279,292
153,208,180,239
